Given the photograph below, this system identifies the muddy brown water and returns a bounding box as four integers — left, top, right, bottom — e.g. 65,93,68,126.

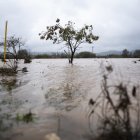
0,59,140,140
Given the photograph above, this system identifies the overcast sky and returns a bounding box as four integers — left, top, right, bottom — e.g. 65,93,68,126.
0,0,140,53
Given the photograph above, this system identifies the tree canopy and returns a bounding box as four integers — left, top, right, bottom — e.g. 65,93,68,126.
39,19,99,63
122,49,130,58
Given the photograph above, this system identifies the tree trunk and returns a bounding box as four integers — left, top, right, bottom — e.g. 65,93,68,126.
69,52,74,64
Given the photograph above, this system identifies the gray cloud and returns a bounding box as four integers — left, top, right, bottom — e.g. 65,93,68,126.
0,0,140,52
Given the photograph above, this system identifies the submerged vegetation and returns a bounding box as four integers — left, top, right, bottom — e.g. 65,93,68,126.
0,78,17,91
0,36,31,75
88,64,140,140
0,36,25,72
16,111,35,123
0,67,17,76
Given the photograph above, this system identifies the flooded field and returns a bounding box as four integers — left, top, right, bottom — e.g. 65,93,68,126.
0,58,140,140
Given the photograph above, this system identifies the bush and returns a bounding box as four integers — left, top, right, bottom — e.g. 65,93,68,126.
76,51,96,58
0,67,17,76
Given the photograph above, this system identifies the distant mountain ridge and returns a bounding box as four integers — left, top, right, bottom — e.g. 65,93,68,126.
96,50,122,56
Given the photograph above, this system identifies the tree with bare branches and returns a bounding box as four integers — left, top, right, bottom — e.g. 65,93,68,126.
0,36,25,72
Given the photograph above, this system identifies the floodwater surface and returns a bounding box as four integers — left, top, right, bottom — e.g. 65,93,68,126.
0,59,140,140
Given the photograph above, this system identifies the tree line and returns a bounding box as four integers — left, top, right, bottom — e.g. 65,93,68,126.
98,49,140,58
30,49,140,58
33,51,96,59
1,49,140,59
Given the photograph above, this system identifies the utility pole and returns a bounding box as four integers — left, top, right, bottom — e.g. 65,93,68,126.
92,46,94,53
4,21,8,64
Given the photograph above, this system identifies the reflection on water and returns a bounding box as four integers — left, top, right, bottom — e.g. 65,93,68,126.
0,59,140,140
45,65,86,111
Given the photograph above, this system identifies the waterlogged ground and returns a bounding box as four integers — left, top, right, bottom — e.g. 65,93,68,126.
0,59,140,140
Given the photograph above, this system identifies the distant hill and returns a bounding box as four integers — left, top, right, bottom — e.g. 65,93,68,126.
97,50,122,56
31,51,55,55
